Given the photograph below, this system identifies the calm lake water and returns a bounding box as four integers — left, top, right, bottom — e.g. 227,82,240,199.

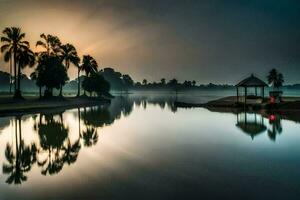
1,94,300,199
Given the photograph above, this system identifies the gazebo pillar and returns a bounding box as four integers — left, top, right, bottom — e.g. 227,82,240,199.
236,87,239,103
244,87,247,104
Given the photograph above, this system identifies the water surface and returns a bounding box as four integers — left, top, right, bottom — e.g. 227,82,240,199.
0,96,300,199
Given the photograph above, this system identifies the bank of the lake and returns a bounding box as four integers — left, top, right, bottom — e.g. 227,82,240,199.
175,96,300,122
0,96,110,116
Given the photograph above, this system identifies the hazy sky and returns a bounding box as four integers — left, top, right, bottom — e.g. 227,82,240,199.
0,0,299,84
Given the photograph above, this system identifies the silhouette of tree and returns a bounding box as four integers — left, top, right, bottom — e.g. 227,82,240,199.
168,78,179,99
160,78,166,85
122,74,134,92
16,46,35,98
268,115,283,141
142,79,147,85
100,68,123,91
60,44,79,96
1,27,30,98
32,54,69,97
81,55,98,77
81,55,98,95
82,72,110,97
192,80,196,86
30,71,42,98
36,33,62,56
76,59,82,97
81,106,112,127
267,69,284,91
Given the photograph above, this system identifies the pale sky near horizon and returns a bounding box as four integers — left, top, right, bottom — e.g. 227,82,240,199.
0,0,299,84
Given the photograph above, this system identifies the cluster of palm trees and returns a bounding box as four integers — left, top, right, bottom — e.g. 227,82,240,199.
1,27,99,99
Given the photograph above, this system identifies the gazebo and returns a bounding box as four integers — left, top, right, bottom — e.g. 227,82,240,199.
235,74,268,104
236,112,267,140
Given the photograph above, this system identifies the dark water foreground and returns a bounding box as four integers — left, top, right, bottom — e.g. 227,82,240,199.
0,96,300,200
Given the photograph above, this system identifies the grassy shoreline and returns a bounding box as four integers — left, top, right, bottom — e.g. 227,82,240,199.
175,96,300,122
0,96,111,117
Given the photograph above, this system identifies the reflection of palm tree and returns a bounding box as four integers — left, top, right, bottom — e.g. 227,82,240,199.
37,114,69,175
2,118,37,184
268,115,283,141
62,139,81,165
82,127,98,147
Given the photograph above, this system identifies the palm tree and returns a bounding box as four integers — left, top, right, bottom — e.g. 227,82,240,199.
60,43,79,96
81,55,98,96
16,46,35,98
1,27,29,97
267,68,284,91
142,79,147,85
192,80,196,87
36,33,62,56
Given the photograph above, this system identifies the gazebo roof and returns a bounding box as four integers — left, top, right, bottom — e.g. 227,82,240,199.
236,122,267,139
236,74,268,87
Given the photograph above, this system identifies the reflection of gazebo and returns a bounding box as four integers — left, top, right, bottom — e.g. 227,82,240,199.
236,112,267,139
236,74,268,104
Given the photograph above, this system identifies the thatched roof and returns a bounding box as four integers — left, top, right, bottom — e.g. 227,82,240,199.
236,74,268,87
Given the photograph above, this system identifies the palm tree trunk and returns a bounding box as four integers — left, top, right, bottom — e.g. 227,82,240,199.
13,50,17,95
17,63,21,94
59,85,63,96
9,58,12,94
77,68,80,97
39,86,42,98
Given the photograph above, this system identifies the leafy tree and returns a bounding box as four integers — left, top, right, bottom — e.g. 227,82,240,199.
160,78,166,85
1,27,30,98
82,73,110,97
33,54,69,97
100,68,123,90
122,74,134,92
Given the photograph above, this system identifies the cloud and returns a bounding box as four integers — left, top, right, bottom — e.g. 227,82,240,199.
0,0,300,83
